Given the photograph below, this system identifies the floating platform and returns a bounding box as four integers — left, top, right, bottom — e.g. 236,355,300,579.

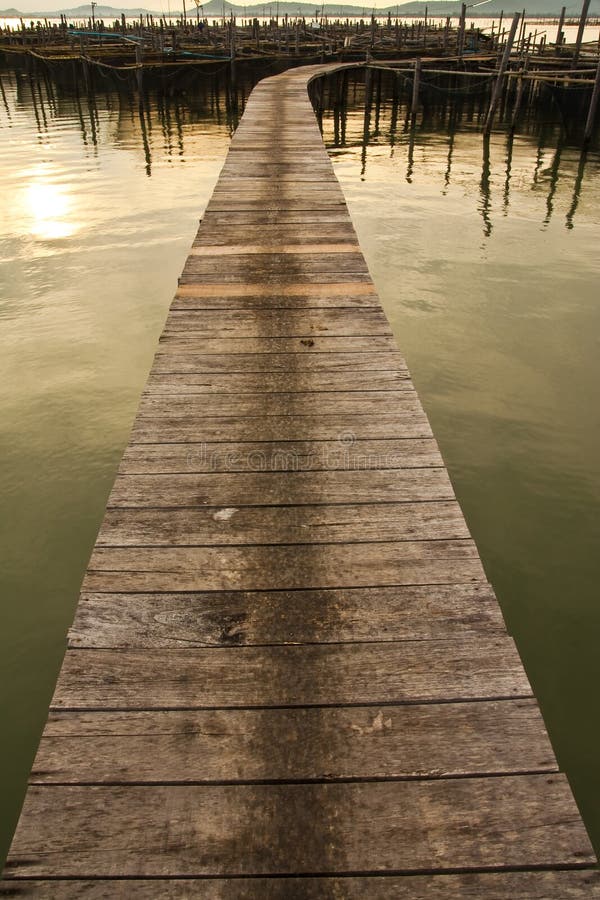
1,64,598,898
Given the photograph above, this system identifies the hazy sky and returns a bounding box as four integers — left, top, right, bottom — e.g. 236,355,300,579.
7,0,459,17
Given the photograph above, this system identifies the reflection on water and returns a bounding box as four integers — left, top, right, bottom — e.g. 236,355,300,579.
0,56,259,864
320,73,600,850
317,69,600,235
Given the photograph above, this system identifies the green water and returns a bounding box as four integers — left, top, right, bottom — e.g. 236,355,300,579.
1,59,599,866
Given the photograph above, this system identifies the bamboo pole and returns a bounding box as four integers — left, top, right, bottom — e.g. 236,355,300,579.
555,6,566,50
411,57,421,117
584,53,600,141
484,11,520,134
457,3,466,57
572,0,591,68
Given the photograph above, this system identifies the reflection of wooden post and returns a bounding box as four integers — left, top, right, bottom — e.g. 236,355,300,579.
484,12,520,134
411,57,421,117
572,0,591,68
555,6,565,50
363,66,373,138
584,54,600,142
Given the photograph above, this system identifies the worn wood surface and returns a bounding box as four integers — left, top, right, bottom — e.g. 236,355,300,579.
69,583,504,647
4,64,595,893
2,872,600,898
96,501,470,546
118,438,442,473
150,350,406,373
144,371,412,393
31,700,556,783
5,777,594,878
83,542,484,591
50,638,531,709
107,468,455,506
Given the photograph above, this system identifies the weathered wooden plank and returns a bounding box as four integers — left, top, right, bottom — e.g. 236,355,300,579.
107,468,453,508
108,468,454,502
189,243,361,255
50,637,529,708
69,582,504,648
178,272,373,285
137,393,418,419
183,247,368,272
204,201,348,212
211,183,344,195
217,168,342,179
164,309,388,337
144,371,411,394
29,700,554,784
207,192,346,203
150,351,407,374
162,313,391,339
118,438,442,474
172,283,379,307
171,292,380,310
175,282,377,297
96,502,469,548
156,336,398,353
192,225,359,246
200,212,353,226
3,871,600,899
84,540,484,592
130,413,433,444
5,776,593,878
181,256,368,278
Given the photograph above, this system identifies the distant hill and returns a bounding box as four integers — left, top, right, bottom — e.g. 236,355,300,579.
4,0,600,18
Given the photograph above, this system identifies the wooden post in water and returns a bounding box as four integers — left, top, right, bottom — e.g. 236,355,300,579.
411,57,421,118
517,10,526,55
555,6,566,51
457,3,466,56
484,12,520,135
572,0,591,68
511,54,529,129
135,42,143,94
584,53,600,142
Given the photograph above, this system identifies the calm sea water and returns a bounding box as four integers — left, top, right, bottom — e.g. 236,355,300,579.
0,56,599,865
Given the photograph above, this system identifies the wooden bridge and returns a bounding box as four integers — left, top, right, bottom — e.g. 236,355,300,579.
2,64,598,898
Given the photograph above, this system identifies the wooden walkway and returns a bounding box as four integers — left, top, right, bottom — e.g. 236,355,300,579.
2,65,598,898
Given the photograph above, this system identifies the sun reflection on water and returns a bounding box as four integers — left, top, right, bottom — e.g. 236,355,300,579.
22,168,79,241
